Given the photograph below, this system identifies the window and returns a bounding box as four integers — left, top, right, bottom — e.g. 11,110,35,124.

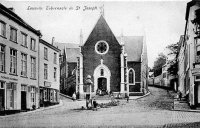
6,82,16,109
10,49,17,74
44,47,48,60
197,45,200,56
0,81,5,89
50,90,53,102
10,27,17,42
163,72,167,78
31,57,36,79
30,86,35,105
30,38,36,51
54,67,57,81
44,64,48,79
95,40,109,55
44,89,47,101
128,69,135,84
21,85,27,91
100,69,104,76
21,33,27,47
54,52,57,64
21,53,27,77
0,21,6,37
0,45,5,72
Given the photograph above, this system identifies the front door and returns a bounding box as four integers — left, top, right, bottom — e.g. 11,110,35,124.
21,91,27,110
98,78,107,91
0,89,4,111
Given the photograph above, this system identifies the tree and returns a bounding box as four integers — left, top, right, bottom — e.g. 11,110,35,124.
153,53,167,77
166,42,179,56
166,42,179,76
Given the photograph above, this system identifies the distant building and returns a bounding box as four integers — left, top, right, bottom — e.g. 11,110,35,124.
0,3,41,111
39,39,60,107
59,47,80,96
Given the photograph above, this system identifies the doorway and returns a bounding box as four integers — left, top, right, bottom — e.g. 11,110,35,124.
0,89,4,111
21,91,27,110
98,77,107,91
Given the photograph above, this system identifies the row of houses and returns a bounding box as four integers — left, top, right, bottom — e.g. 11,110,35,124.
58,13,149,98
177,0,200,108
0,3,60,112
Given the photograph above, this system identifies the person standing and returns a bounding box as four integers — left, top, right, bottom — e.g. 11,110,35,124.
72,92,76,101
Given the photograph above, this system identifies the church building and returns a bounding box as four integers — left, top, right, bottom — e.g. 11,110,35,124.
77,14,148,98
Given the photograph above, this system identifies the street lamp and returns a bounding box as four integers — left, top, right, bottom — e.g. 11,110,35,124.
85,75,93,109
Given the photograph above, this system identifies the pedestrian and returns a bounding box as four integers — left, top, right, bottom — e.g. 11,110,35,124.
127,95,129,103
178,91,182,101
72,92,76,101
93,99,98,111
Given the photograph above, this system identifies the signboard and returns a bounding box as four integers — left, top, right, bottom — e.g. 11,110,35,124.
1,76,18,81
44,81,51,87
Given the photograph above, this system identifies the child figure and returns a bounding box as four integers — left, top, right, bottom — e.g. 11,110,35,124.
93,99,98,111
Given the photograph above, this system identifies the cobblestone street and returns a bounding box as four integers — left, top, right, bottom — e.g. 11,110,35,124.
1,87,200,128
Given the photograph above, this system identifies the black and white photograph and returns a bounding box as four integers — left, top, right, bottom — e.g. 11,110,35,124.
0,0,200,127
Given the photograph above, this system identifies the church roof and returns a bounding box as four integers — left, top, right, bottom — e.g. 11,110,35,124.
117,36,144,62
81,15,120,46
65,48,80,62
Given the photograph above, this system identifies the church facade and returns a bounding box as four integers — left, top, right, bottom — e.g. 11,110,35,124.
77,15,148,98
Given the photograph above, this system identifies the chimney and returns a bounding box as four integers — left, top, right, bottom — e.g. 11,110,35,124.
8,7,15,12
52,37,55,45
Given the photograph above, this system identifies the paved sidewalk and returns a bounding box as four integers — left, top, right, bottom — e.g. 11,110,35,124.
168,90,200,112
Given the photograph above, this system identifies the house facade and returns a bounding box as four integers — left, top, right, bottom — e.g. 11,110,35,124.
0,3,41,111
179,0,200,108
39,39,60,107
77,15,148,98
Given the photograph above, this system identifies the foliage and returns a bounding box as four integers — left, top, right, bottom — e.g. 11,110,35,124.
166,42,179,76
153,53,167,77
166,42,179,56
167,60,178,76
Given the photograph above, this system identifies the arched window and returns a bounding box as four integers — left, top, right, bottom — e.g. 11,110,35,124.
100,69,104,76
128,69,135,84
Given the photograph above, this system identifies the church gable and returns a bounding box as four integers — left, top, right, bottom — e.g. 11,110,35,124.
81,15,122,92
82,15,121,49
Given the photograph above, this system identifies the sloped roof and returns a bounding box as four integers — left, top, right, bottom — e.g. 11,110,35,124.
54,42,79,50
0,3,41,36
66,48,80,62
82,15,120,46
117,36,144,62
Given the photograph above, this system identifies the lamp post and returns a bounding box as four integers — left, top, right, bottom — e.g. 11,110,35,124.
85,75,93,109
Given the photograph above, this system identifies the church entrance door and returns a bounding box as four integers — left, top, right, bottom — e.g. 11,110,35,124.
98,78,107,90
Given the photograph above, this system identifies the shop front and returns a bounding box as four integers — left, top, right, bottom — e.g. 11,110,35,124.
40,86,59,107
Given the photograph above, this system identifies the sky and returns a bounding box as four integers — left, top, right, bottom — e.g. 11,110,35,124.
1,0,190,68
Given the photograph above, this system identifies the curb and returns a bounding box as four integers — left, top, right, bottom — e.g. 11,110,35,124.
0,100,63,118
171,109,200,113
129,91,151,100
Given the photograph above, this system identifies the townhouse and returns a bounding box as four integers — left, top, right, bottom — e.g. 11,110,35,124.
39,39,60,107
0,3,41,111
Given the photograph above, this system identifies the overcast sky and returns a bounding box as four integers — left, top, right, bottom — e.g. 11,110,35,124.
1,0,190,68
